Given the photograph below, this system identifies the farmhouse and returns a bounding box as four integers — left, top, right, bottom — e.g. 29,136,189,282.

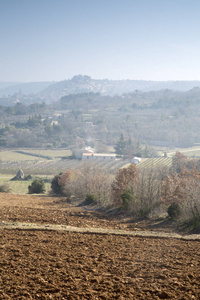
82,153,117,160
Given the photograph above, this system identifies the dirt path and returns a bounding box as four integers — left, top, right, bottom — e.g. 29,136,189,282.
0,193,200,240
1,220,200,241
167,147,200,156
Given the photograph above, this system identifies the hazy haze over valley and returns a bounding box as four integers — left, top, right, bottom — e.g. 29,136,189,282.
1,0,200,150
2,77,200,99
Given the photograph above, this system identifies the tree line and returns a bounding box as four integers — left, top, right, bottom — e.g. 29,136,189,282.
50,152,200,232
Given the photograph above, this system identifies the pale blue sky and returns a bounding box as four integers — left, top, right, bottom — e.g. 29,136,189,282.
1,0,200,82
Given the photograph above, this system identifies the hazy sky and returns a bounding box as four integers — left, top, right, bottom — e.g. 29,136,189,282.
1,0,200,82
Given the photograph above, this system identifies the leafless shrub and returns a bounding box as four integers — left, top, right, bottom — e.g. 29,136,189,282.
64,162,113,206
161,168,200,224
135,166,163,216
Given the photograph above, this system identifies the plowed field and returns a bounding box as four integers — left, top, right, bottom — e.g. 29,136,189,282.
0,194,200,299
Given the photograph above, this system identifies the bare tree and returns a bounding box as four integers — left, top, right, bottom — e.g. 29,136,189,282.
161,167,200,222
65,162,113,206
136,167,162,216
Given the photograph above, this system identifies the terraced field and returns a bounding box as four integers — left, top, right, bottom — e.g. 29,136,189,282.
0,157,129,176
138,157,172,169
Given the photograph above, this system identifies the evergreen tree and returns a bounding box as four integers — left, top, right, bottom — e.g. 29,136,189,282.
115,133,126,155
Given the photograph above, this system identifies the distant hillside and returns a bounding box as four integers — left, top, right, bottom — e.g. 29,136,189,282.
2,76,200,101
39,75,200,101
0,82,20,90
0,82,53,96
56,87,200,112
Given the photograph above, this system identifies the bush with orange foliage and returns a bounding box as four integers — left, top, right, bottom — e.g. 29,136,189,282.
111,163,138,207
51,170,78,196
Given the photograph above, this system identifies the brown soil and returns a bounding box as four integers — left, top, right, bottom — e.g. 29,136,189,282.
0,193,175,232
0,193,200,299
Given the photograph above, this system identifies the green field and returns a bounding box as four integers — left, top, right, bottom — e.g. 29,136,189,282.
19,149,72,159
0,174,51,194
0,151,46,162
0,149,72,162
